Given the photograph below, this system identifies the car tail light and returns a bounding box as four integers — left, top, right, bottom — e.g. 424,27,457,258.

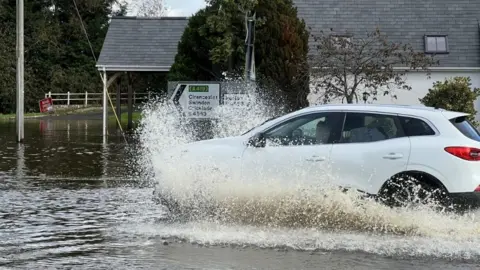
475,185,480,192
444,146,480,161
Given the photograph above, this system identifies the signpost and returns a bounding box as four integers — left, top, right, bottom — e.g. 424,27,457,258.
39,97,53,113
170,82,221,119
223,93,249,108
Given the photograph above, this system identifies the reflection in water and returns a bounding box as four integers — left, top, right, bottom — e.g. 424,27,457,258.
16,143,25,181
101,141,109,180
0,119,134,179
85,121,88,142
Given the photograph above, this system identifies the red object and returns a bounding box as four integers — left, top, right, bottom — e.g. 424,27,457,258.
39,97,53,113
474,185,480,192
444,146,480,161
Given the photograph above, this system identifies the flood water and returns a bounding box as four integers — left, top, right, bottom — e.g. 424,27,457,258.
0,117,479,269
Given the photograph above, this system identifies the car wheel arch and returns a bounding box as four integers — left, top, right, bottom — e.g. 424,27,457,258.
379,170,449,195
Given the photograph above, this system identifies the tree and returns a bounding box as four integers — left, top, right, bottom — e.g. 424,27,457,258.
420,76,480,126
132,0,167,17
253,0,309,111
169,0,310,111
168,1,256,81
309,28,438,104
0,0,125,114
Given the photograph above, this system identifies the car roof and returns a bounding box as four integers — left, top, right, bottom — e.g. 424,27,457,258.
301,103,469,120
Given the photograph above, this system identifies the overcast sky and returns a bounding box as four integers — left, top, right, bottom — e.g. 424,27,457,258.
124,0,207,16
166,0,207,16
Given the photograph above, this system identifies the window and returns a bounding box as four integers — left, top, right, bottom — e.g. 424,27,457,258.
399,116,436,136
263,112,344,146
450,116,480,142
340,113,404,143
424,35,448,53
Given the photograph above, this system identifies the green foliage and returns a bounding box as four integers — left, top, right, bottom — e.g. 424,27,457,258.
419,76,480,125
310,28,438,104
169,0,310,111
254,0,309,111
0,0,125,114
168,7,226,81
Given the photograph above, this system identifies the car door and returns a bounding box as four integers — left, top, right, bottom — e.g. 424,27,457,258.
240,112,344,188
329,112,411,195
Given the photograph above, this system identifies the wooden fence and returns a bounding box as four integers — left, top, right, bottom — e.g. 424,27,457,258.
43,91,151,106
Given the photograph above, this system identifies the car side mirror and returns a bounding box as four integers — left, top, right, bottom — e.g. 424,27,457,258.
247,132,266,148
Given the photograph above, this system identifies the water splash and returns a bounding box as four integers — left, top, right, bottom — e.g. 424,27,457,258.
134,82,480,259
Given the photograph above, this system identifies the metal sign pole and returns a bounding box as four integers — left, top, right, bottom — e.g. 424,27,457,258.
244,12,256,96
16,0,24,142
102,67,108,140
244,13,255,82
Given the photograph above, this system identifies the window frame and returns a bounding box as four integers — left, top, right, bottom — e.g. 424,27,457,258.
398,114,440,137
398,115,438,137
424,35,449,54
259,111,346,147
337,112,406,144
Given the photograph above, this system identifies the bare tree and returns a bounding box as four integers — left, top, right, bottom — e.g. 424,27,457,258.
309,28,438,104
133,0,168,17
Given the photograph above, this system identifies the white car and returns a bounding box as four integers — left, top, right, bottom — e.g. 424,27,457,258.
156,104,480,210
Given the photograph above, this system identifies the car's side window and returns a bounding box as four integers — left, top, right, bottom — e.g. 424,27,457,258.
399,116,436,136
340,112,404,143
263,112,344,146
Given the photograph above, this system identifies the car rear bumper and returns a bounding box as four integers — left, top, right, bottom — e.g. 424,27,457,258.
449,192,480,210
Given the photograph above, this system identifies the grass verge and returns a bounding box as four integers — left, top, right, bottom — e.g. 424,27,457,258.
0,106,133,121
0,112,44,120
0,106,107,120
108,111,142,129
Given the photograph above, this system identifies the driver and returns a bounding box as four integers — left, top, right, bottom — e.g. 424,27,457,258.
316,120,331,144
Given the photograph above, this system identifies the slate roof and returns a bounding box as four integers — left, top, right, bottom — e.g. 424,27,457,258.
294,0,480,68
96,1,480,71
96,16,188,71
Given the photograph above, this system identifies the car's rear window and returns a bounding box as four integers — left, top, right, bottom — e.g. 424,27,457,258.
450,116,480,142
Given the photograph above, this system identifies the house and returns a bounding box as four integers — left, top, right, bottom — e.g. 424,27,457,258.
294,0,480,112
96,0,480,116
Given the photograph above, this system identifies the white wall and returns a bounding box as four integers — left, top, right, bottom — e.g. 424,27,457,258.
308,70,480,120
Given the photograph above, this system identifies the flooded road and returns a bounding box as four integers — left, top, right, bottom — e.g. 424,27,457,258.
0,117,479,269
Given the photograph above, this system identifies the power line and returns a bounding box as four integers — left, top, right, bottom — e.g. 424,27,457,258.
72,0,97,63
72,0,128,144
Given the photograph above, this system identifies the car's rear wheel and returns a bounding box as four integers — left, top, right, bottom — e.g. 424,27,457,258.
377,173,451,210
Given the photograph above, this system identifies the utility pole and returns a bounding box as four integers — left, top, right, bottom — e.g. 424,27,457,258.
16,0,25,142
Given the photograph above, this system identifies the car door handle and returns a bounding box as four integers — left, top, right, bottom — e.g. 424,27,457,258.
382,153,403,160
306,156,325,162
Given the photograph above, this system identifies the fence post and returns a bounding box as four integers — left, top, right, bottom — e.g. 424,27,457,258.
67,91,70,106
48,91,51,98
85,91,88,106
148,92,151,100
45,93,47,98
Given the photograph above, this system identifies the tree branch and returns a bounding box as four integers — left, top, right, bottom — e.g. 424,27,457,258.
309,28,439,103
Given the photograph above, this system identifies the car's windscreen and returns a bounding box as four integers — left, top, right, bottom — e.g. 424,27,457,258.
241,116,278,135
450,116,480,142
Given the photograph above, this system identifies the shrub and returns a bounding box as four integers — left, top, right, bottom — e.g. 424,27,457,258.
419,76,480,126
